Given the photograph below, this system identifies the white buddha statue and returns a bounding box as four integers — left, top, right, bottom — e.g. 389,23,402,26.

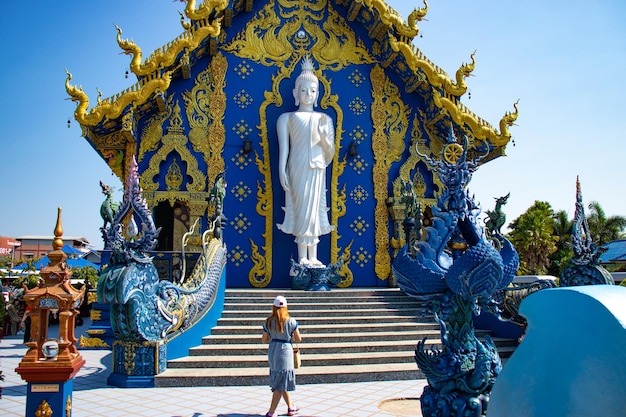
276,56,335,267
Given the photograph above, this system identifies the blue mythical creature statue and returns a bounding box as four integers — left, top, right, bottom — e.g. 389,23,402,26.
98,157,226,343
290,258,343,291
392,127,519,417
484,193,510,240
99,180,119,248
560,177,614,287
208,172,227,240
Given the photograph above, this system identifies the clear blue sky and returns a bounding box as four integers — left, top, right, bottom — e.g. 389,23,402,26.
0,1,624,250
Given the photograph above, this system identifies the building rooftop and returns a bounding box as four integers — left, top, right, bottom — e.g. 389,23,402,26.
600,239,626,264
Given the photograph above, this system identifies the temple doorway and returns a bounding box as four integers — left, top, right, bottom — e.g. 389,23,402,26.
153,201,191,252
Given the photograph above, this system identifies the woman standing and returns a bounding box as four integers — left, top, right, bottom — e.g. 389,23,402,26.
262,295,302,417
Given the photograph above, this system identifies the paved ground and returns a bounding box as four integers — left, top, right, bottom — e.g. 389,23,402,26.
0,322,427,417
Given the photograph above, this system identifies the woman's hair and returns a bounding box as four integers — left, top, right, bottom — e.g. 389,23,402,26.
265,305,290,334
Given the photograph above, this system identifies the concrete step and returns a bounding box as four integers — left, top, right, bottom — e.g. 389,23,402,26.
221,308,425,318
201,329,460,344
223,301,421,311
167,350,417,369
217,315,430,326
210,322,441,335
186,335,513,355
155,362,425,387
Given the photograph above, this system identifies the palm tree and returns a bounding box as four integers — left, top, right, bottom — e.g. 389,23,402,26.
548,210,573,276
587,201,626,246
508,201,559,275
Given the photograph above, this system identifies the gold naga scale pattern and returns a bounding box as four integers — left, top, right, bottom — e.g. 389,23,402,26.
65,0,518,287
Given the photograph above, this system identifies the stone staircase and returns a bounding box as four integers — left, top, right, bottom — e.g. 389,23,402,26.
155,288,517,387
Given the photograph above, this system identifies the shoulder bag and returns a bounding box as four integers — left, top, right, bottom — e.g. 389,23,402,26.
293,343,301,368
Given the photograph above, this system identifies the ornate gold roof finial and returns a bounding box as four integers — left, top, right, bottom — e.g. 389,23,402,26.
53,207,63,248
445,51,476,97
408,0,429,33
498,99,520,141
179,11,192,31
48,207,67,268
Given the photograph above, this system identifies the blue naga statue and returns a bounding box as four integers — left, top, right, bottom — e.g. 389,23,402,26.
392,128,519,417
98,157,226,343
560,177,614,287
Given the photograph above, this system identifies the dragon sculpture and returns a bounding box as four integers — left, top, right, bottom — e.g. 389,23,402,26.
560,177,614,287
97,156,226,343
64,68,172,127
114,0,227,77
392,127,519,417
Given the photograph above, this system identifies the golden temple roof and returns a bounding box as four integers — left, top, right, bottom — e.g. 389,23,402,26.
65,0,517,152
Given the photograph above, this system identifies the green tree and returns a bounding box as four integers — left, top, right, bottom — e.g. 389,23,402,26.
548,209,573,276
508,201,559,275
586,201,626,246
0,256,10,277
9,257,42,289
71,266,99,289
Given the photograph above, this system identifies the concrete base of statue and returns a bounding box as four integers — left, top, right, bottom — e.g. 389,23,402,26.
291,260,342,291
107,339,166,388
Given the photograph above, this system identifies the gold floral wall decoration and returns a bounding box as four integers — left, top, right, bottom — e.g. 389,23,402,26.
231,150,253,170
182,52,228,186
138,100,170,163
350,185,369,205
352,246,372,268
140,100,206,198
229,245,249,267
222,0,374,70
231,181,252,202
230,213,252,235
370,64,409,279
